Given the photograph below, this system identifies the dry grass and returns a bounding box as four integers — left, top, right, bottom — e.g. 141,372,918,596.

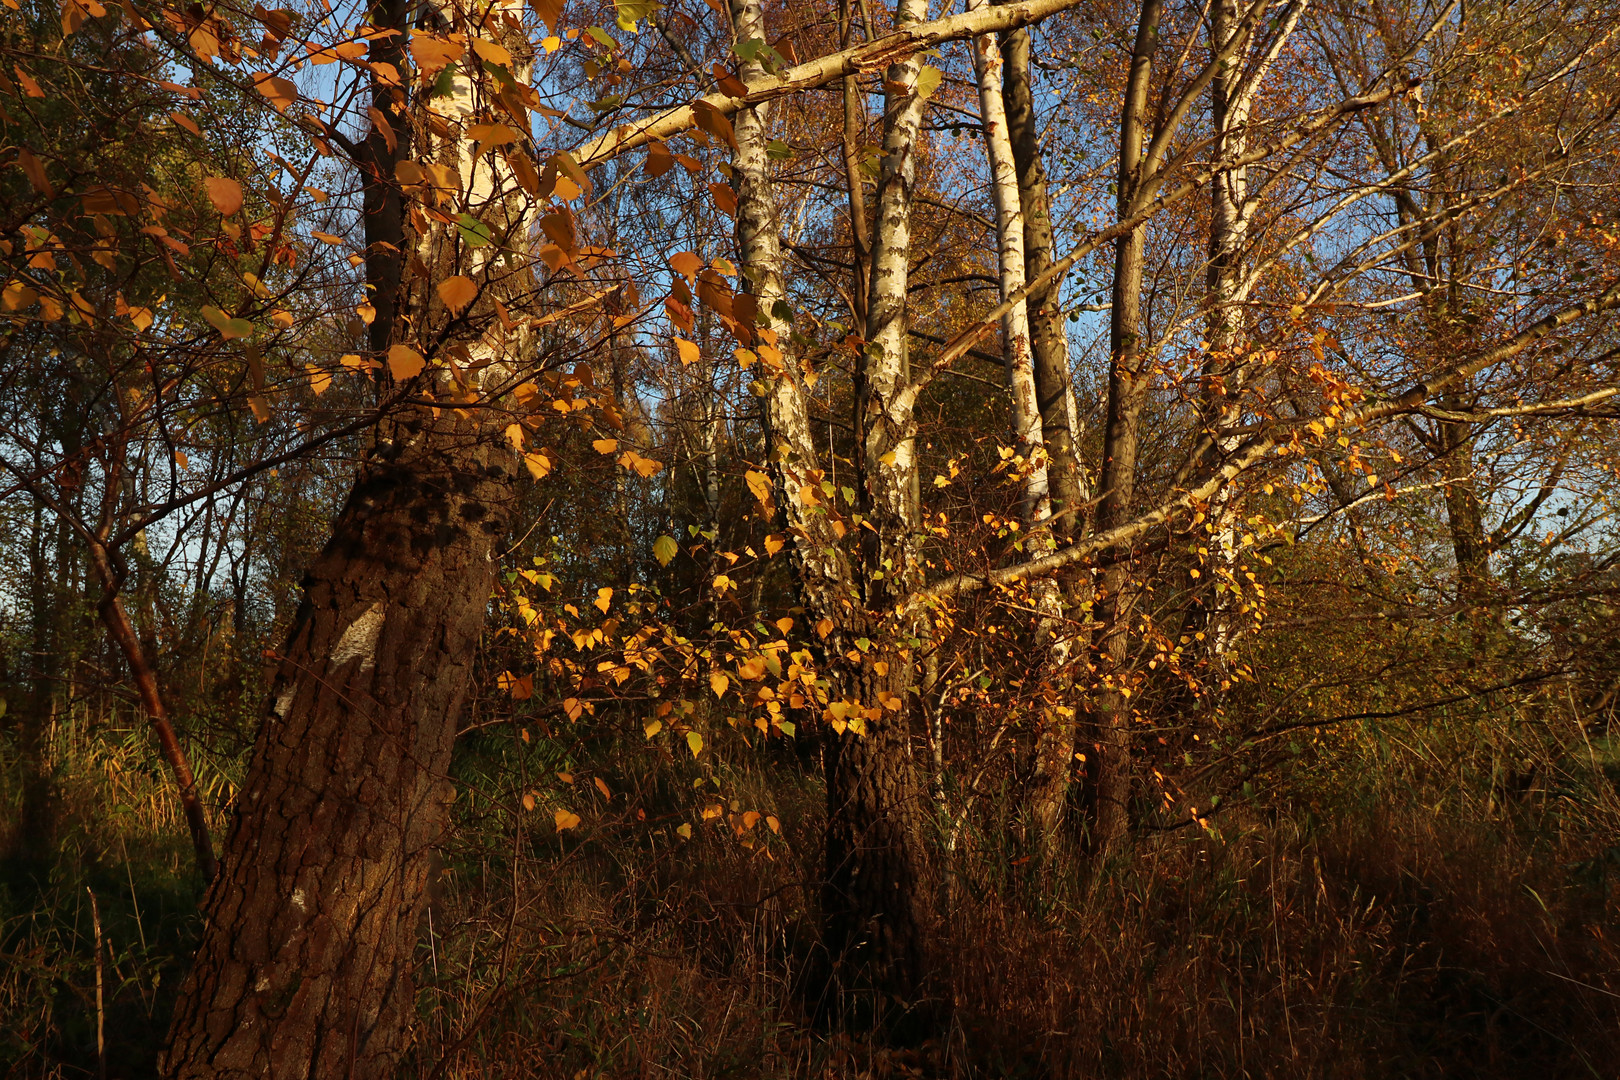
3,703,1617,1079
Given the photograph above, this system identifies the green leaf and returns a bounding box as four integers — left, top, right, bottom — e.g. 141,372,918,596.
456,214,492,248
854,637,871,653
766,138,793,160
686,730,703,757
587,25,617,48
776,719,795,737
201,305,254,340
653,534,679,567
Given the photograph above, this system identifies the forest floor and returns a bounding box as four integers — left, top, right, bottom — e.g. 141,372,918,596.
3,703,1618,1079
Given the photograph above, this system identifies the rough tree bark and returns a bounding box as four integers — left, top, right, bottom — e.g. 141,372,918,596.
162,0,535,1073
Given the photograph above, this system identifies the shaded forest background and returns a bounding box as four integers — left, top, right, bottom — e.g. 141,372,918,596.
2,0,1619,1075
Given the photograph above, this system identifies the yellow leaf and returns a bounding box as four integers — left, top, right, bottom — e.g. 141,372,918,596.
686,730,704,757
387,344,425,380
524,451,552,479
702,802,723,820
562,697,583,721
737,657,766,680
644,718,663,739
676,823,692,839
592,438,618,454
308,367,331,396
775,617,794,634
763,535,784,556
594,587,612,613
554,808,581,832
816,618,833,639
470,37,512,67
356,301,375,325
675,337,701,365
745,469,772,504
543,35,561,52
438,275,477,314
710,672,730,698
504,423,525,449
204,176,242,216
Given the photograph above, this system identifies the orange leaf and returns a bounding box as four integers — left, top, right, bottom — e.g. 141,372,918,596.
252,73,298,112
644,140,674,177
669,251,702,281
709,182,737,219
554,808,581,831
205,176,242,216
387,344,425,380
438,275,477,314
592,438,618,454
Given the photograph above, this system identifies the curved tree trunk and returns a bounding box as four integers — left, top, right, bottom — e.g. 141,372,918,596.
161,416,513,1078
164,0,534,1071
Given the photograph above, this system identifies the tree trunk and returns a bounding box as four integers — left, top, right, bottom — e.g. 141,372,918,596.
164,0,534,1071
729,0,938,1023
1091,0,1163,854
161,415,515,1078
1000,20,1090,852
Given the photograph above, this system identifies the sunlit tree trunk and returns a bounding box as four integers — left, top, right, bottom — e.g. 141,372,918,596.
163,1,534,1073
999,20,1089,851
729,0,939,1025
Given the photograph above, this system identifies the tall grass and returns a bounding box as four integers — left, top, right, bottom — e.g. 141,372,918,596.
3,693,1616,1078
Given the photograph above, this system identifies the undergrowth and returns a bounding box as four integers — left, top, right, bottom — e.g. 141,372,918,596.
2,698,1616,1078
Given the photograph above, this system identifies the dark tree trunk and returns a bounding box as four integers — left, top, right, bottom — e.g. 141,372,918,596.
1091,0,1163,854
821,642,937,1032
161,414,514,1079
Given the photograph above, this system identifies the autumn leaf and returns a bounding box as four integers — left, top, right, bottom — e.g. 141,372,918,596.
16,148,51,197
686,731,704,757
669,251,703,281
594,587,612,613
914,64,943,101
410,33,464,76
745,469,773,505
438,275,477,314
252,73,298,112
554,809,581,832
201,306,254,340
709,182,738,219
592,438,618,454
205,177,242,216
675,337,701,365
645,140,674,177
386,344,425,380
653,534,678,566
710,672,730,698
524,451,552,479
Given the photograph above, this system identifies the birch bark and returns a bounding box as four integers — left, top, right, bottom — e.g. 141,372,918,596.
728,0,939,1025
